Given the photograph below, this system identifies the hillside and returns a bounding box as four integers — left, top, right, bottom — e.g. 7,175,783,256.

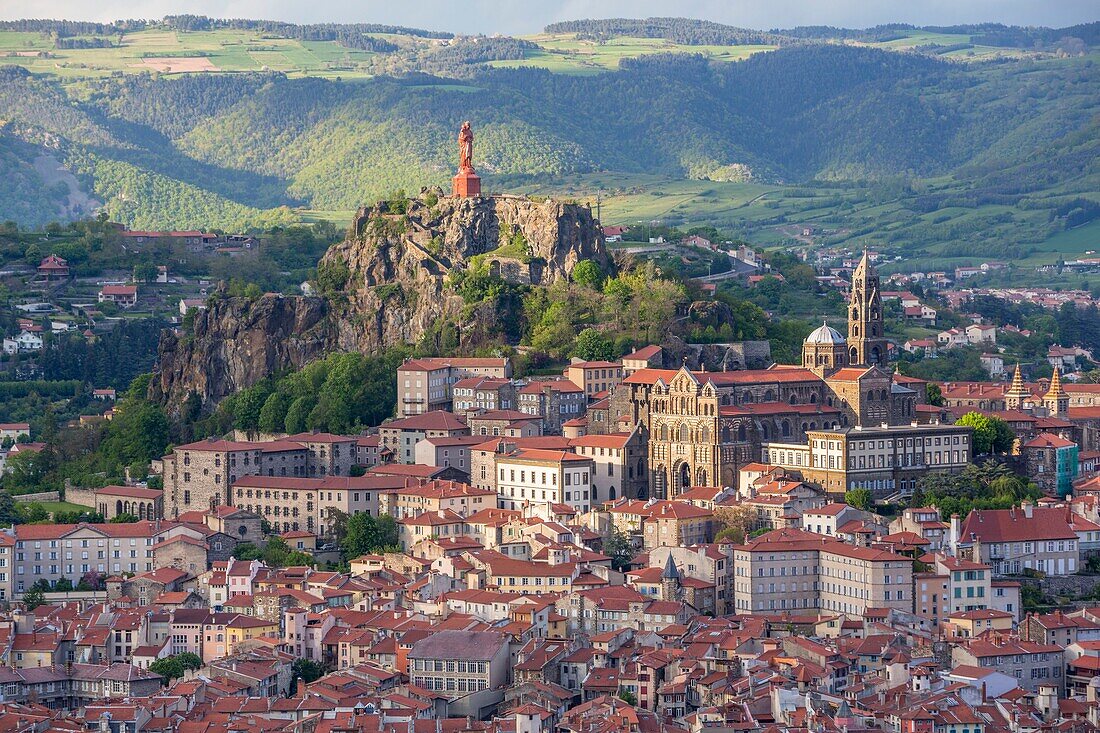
0,41,1094,258
151,192,609,414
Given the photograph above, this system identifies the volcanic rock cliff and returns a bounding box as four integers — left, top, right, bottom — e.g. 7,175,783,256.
150,191,609,416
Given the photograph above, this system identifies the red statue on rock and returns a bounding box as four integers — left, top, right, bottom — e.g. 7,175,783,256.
452,120,481,198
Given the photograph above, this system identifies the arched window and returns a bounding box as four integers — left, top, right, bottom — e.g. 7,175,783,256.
781,420,791,438
809,393,817,404
679,424,689,442
765,389,776,401
738,424,747,442
699,426,710,443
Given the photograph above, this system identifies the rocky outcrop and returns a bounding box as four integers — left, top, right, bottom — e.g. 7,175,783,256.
323,190,609,353
150,294,332,414
151,191,608,415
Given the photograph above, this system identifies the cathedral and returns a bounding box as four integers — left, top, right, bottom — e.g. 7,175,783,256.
610,252,964,500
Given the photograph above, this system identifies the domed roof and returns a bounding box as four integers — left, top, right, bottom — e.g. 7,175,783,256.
805,321,846,345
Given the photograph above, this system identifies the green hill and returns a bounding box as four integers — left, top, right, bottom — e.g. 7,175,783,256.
0,41,1095,258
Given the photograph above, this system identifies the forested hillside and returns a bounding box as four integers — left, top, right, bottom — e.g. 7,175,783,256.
0,43,1095,240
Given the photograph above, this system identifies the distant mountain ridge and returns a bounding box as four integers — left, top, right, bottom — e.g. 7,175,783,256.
0,41,1095,237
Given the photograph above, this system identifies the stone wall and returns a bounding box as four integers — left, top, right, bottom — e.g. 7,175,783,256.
15,490,60,504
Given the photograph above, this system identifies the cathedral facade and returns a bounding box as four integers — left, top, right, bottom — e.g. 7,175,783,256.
621,252,941,499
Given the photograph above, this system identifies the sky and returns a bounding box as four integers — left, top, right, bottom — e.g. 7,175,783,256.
1,0,1095,34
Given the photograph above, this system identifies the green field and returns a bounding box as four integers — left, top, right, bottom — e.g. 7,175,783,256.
489,34,775,74
861,31,1037,61
23,500,95,516
0,28,377,78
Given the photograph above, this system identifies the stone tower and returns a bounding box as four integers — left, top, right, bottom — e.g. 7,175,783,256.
1044,367,1069,416
1005,363,1030,411
661,553,682,601
847,251,888,366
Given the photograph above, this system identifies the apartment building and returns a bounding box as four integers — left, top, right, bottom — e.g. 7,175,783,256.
568,428,647,504
517,379,587,434
377,411,469,464
956,502,1079,575
377,480,497,521
763,423,972,496
732,527,913,618
407,630,510,716
414,434,486,475
495,448,595,515
284,432,359,477
452,377,517,414
952,637,1064,691
468,436,573,492
6,522,160,597
889,506,949,550
564,361,623,397
397,358,511,417
231,475,386,536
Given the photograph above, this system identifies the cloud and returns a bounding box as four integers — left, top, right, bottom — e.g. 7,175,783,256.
0,0,1094,33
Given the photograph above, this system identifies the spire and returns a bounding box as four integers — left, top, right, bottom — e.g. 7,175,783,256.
1006,363,1028,398
661,553,681,580
1045,366,1066,400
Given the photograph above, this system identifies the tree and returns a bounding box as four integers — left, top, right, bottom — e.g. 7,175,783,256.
574,327,615,362
572,259,603,289
713,505,757,544
926,383,944,406
109,513,139,523
177,652,203,671
149,656,185,681
342,512,399,559
23,585,46,610
618,690,638,706
844,488,873,510
955,412,1014,454
602,525,635,572
133,262,158,283
233,542,263,561
292,658,325,689
19,503,49,523
0,491,20,525
78,570,105,591
258,392,291,433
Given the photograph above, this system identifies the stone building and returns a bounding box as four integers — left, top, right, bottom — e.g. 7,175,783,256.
231,474,385,537
65,485,163,521
517,379,587,434
162,438,315,519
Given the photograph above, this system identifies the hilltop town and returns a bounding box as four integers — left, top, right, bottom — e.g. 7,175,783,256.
0,8,1095,733
0,246,1099,733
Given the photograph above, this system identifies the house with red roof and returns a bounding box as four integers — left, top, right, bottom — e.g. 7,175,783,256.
36,254,69,280
956,502,1079,575
98,284,138,308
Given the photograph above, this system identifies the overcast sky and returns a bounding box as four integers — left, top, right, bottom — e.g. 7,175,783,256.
0,0,1094,34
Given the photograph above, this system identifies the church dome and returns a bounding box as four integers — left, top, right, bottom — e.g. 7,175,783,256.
805,321,846,345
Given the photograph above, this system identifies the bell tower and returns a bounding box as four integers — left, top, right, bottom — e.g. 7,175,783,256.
848,251,888,366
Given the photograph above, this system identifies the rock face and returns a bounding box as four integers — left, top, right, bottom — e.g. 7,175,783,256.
151,192,608,416
150,294,331,413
